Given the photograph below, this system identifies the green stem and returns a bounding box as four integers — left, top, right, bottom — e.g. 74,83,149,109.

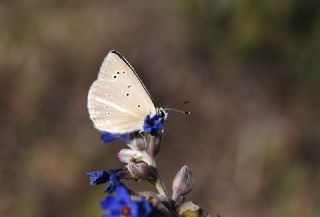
149,157,168,197
155,175,168,197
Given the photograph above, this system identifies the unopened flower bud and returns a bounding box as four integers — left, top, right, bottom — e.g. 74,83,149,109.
172,165,193,201
146,134,161,157
126,162,157,180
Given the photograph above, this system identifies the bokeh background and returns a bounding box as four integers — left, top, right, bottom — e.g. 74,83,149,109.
1,1,320,217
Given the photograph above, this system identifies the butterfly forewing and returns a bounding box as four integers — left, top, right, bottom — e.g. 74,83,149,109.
88,50,156,134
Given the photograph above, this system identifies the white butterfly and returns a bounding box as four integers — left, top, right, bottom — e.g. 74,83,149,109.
87,50,167,137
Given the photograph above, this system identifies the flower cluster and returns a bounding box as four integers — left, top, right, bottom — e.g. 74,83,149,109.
87,117,210,217
143,113,165,134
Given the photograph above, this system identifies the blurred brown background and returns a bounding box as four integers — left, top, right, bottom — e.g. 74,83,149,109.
1,1,320,217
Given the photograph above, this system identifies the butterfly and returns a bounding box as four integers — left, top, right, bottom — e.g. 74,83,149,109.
87,50,167,142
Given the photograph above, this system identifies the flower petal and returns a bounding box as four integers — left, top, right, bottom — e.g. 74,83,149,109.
86,170,110,185
117,149,143,164
101,132,131,143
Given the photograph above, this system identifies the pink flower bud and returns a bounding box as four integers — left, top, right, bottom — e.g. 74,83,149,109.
125,162,157,180
146,134,161,157
172,165,193,201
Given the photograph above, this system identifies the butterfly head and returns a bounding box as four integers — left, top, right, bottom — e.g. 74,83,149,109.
157,107,168,120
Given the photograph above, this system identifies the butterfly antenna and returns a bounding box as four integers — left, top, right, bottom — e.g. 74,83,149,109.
165,108,191,115
164,100,191,109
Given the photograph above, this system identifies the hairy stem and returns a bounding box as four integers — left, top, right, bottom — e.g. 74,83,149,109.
155,178,168,197
149,158,168,197
145,134,169,197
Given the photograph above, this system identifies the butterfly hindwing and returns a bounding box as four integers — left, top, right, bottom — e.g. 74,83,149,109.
87,50,156,134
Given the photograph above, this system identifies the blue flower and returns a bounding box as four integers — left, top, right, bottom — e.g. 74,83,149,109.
143,113,165,134
87,170,109,185
105,170,124,194
101,132,131,143
100,186,153,217
87,169,125,193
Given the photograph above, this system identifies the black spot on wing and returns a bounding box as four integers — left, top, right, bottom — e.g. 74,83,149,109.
109,50,154,101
